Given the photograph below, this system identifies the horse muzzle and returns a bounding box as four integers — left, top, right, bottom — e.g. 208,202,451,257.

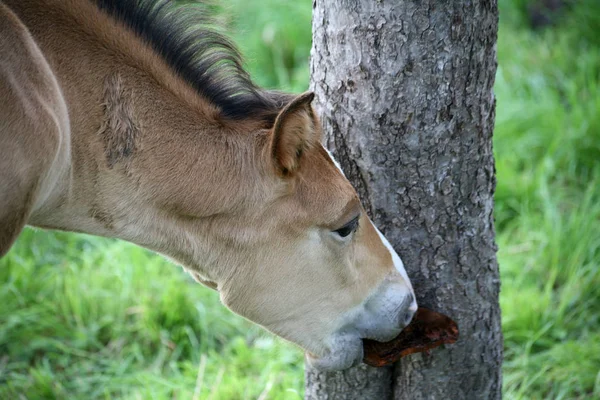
307,274,417,371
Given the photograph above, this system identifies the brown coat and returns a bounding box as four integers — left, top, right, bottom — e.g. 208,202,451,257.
0,0,415,371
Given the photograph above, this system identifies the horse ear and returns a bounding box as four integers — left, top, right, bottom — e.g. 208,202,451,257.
270,92,318,177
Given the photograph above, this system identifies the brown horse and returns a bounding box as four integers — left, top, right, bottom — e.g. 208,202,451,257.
0,0,416,370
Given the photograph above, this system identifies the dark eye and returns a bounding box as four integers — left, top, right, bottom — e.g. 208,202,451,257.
333,215,360,238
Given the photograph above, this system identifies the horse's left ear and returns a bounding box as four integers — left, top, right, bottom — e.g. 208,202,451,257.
270,92,318,177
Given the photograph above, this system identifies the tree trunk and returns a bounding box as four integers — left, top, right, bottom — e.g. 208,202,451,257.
305,1,502,399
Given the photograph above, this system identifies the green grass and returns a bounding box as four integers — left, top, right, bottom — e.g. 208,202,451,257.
2,1,599,399
494,4,600,397
0,230,303,399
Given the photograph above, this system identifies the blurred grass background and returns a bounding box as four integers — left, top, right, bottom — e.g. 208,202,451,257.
1,0,599,399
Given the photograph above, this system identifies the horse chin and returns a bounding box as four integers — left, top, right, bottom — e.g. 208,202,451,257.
305,333,364,371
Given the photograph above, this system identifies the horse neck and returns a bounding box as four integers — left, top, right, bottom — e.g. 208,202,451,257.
16,0,270,276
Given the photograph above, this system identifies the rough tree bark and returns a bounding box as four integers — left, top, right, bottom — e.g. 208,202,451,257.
305,1,502,399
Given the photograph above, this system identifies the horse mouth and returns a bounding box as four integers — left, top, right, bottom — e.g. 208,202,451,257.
362,307,459,367
305,333,364,371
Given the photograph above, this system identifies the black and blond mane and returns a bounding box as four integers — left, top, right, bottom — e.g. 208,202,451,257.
94,0,292,123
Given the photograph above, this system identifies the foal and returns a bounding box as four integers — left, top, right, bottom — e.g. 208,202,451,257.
0,0,416,370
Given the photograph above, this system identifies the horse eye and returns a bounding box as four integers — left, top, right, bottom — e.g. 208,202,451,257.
333,216,360,238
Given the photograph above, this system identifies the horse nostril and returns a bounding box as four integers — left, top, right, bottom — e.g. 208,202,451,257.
400,295,417,328
402,309,416,328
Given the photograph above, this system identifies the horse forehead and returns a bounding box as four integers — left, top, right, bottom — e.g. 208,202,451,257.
296,146,355,215
304,145,349,184
323,147,344,176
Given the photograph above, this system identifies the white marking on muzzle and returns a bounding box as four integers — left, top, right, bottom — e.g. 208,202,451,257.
375,226,414,293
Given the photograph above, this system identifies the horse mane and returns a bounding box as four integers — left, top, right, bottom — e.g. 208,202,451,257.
94,0,294,123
